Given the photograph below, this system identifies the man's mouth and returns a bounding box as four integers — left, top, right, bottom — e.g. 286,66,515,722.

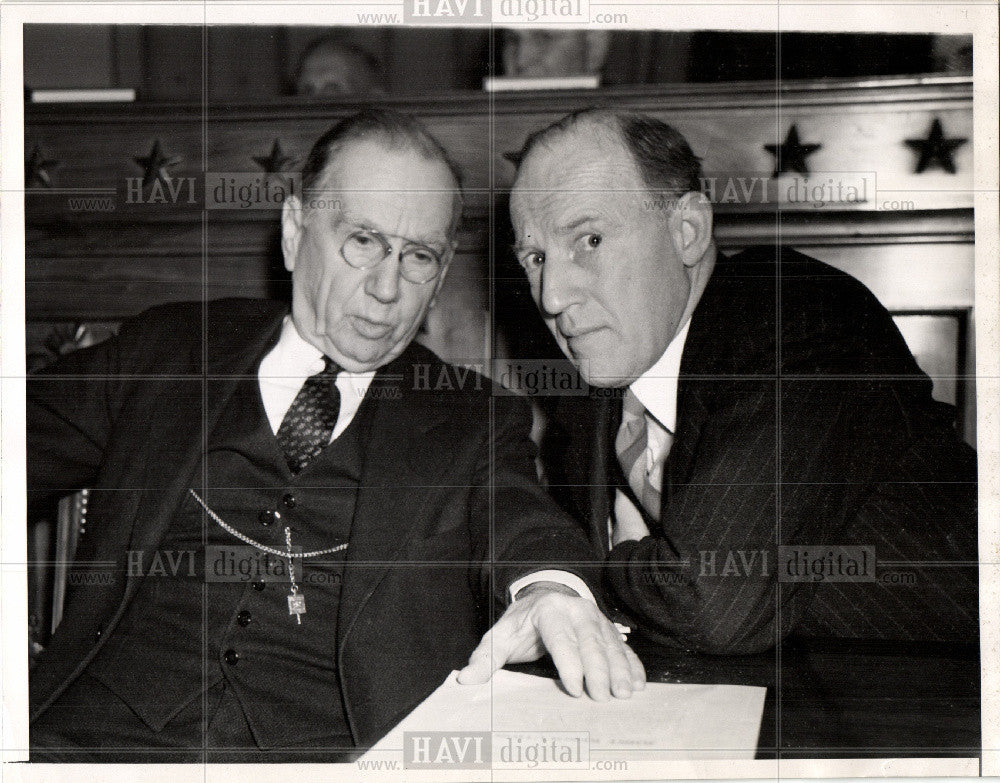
559,324,603,341
352,316,394,339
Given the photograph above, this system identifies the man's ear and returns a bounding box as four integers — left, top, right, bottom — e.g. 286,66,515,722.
281,195,304,273
668,191,714,268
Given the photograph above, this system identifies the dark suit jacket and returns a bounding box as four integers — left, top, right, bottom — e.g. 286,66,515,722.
542,247,978,654
27,298,598,747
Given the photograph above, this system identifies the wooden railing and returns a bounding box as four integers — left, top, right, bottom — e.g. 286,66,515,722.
24,75,974,437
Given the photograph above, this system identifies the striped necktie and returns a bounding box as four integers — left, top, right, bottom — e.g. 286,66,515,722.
276,356,341,474
614,388,672,519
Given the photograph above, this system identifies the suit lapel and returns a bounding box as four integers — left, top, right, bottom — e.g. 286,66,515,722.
549,393,615,555
587,395,617,552
658,261,726,519
122,304,287,582
660,381,709,516
336,347,453,652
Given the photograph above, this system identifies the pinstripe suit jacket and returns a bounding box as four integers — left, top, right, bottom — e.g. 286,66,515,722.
542,246,978,654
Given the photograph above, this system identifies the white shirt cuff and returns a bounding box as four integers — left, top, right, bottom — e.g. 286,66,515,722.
507,570,597,605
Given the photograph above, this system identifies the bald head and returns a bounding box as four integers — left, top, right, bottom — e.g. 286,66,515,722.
512,108,704,201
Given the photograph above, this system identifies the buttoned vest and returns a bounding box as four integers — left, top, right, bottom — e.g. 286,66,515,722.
86,373,369,748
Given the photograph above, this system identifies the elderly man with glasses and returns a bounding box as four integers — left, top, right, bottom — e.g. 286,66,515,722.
27,108,643,763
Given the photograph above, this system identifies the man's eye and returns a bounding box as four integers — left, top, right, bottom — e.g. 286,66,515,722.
587,234,602,248
344,232,378,253
520,252,545,270
405,249,437,267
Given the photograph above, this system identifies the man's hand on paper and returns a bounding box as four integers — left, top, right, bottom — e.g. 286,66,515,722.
457,582,646,700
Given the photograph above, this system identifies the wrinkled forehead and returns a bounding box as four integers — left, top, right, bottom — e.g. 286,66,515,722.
314,137,458,199
511,127,642,233
310,138,460,239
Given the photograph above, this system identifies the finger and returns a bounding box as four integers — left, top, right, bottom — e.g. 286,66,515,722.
624,643,647,690
597,621,644,696
538,624,585,698
602,636,635,699
577,630,612,701
457,628,508,685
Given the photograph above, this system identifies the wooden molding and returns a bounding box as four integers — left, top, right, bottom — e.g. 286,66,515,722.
24,75,974,327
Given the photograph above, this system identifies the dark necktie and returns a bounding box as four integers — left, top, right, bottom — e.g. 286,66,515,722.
277,356,341,473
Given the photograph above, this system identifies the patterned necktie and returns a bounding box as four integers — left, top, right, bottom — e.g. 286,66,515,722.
277,356,341,474
614,389,672,519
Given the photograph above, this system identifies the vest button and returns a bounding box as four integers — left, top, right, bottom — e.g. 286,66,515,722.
224,649,240,665
252,580,266,591
94,628,103,642
237,610,252,627
258,509,279,526
282,493,296,509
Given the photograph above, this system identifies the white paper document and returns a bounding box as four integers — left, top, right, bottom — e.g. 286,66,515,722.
362,670,766,767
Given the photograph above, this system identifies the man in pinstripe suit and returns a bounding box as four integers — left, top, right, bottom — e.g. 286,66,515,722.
509,108,978,653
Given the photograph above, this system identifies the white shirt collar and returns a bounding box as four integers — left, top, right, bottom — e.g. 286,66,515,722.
628,317,692,433
267,315,328,379
258,316,376,438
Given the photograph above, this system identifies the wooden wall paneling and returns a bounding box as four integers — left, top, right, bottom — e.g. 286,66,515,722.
27,218,272,261
27,217,277,320
23,27,966,105
484,85,972,212
450,29,491,91
804,242,974,312
22,25,115,90
714,209,973,248
142,26,204,102
685,33,936,82
613,31,692,85
26,253,278,321
199,106,496,212
25,213,486,323
207,27,284,102
24,77,974,407
273,27,291,94
27,281,208,322
892,313,961,407
111,26,144,91
802,242,975,444
204,114,317,187
27,215,484,264
25,256,275,320
24,77,972,221
387,29,459,95
25,111,205,221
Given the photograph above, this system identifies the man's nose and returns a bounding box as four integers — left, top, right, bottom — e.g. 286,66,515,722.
364,251,402,303
538,256,584,317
